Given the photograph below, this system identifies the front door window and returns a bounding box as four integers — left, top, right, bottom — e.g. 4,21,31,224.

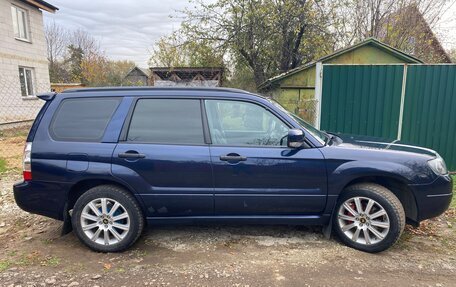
205,100,289,146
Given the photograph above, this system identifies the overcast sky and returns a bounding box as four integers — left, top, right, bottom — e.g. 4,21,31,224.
44,0,456,67
44,0,190,67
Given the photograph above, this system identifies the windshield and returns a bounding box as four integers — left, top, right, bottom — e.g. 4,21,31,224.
268,99,327,145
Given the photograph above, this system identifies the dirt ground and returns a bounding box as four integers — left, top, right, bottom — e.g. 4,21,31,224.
0,133,455,287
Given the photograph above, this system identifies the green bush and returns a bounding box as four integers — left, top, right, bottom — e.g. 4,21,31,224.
0,158,6,174
451,175,455,209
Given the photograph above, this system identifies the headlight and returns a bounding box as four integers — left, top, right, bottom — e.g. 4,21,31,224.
428,156,448,175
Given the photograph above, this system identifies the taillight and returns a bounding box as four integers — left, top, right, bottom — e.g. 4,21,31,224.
23,142,32,181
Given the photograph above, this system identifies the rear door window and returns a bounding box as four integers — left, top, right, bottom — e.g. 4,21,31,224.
50,98,121,142
127,99,204,144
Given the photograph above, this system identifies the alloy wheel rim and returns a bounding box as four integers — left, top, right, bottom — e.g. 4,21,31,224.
337,196,390,245
80,198,130,246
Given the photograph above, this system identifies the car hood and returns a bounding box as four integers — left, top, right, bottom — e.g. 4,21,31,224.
330,133,438,158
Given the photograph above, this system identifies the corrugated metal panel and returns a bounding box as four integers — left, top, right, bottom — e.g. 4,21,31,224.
401,65,456,170
320,65,404,139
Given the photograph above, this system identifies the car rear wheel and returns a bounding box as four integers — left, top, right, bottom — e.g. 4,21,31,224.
333,183,405,253
72,185,144,252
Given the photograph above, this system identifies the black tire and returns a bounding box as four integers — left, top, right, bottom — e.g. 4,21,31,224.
71,185,145,252
332,183,405,253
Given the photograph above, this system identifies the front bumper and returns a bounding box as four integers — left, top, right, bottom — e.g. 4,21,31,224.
13,180,68,221
409,174,453,222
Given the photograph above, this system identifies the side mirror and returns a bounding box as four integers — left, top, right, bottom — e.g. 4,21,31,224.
287,129,305,148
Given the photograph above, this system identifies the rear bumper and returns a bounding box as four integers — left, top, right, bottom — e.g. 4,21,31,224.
409,174,453,222
13,180,68,221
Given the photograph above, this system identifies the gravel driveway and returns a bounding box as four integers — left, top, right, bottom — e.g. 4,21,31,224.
0,173,455,287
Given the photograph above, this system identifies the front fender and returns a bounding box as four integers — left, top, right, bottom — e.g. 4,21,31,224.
326,160,416,196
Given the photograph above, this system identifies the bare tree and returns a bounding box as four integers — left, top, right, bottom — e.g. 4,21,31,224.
45,21,67,64
329,0,454,62
69,28,101,57
45,21,70,82
450,48,456,62
45,22,126,85
45,23,101,62
333,0,451,44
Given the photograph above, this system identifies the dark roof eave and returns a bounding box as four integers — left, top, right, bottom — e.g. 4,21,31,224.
257,61,316,91
124,66,150,78
19,0,58,12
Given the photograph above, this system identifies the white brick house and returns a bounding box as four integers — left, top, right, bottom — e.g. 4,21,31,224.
0,0,57,125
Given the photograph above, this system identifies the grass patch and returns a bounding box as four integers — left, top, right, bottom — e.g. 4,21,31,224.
7,250,18,257
451,175,456,209
0,260,10,272
0,126,30,139
41,256,60,267
0,158,6,173
41,238,54,245
131,249,147,258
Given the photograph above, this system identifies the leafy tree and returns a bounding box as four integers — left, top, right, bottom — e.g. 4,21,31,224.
82,56,136,86
149,32,225,68
106,60,136,86
122,79,147,86
66,45,84,83
81,51,108,86
224,60,257,92
156,0,334,87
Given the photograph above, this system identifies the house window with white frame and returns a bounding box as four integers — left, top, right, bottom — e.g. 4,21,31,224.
18,67,35,97
11,5,30,41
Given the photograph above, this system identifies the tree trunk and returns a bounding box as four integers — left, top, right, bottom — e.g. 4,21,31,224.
252,67,266,87
239,48,266,87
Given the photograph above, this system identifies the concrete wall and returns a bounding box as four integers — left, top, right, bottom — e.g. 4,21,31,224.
0,0,50,124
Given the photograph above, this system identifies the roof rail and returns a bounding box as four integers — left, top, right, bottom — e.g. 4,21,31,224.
61,86,251,94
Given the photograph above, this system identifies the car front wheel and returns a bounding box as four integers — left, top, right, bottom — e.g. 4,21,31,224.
333,183,405,253
72,185,144,252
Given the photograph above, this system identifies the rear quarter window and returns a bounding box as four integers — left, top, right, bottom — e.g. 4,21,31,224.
50,97,121,142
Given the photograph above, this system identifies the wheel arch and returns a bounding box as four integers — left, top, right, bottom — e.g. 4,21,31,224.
339,175,418,226
66,178,146,216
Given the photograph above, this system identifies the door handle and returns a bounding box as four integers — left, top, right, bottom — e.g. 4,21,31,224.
220,154,247,162
118,151,146,159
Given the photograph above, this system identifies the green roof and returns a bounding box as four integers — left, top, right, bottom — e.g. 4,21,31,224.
258,38,423,91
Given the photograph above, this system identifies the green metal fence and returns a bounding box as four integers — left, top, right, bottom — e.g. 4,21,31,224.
320,65,404,140
320,64,456,170
401,65,456,171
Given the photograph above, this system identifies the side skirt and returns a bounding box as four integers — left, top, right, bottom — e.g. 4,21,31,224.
146,215,331,226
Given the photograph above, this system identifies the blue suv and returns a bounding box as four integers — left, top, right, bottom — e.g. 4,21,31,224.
14,87,452,253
